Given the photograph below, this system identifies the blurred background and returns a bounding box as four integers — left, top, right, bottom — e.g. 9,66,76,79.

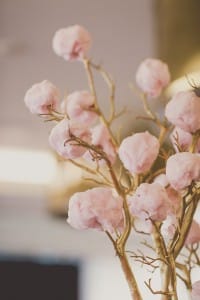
0,0,200,299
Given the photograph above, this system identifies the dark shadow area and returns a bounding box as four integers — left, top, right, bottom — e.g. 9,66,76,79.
0,257,79,300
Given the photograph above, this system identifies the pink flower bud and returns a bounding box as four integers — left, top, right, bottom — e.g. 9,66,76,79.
170,126,200,153
84,124,116,165
118,131,159,174
24,80,59,114
49,119,91,159
52,25,91,61
136,58,170,98
165,91,200,133
62,91,97,125
128,183,171,221
185,221,200,245
166,152,200,190
67,187,124,233
191,281,200,300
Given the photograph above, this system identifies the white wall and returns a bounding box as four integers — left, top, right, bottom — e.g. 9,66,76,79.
81,258,200,300
0,0,155,149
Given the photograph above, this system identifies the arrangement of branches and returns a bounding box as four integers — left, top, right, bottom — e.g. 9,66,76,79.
24,25,200,300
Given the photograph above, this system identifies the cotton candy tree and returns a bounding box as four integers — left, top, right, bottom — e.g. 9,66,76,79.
24,25,200,300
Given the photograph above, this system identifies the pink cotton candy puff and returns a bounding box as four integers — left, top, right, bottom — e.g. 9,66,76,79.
128,182,171,222
24,80,59,115
166,152,200,190
49,118,91,159
84,123,116,165
63,90,97,126
52,25,91,61
165,91,200,133
170,126,200,153
136,58,170,98
118,131,160,174
67,187,124,233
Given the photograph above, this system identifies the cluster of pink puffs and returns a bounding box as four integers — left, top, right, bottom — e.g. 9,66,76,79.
24,25,200,297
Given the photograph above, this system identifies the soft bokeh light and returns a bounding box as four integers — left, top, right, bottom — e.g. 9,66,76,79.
166,69,200,97
0,147,57,185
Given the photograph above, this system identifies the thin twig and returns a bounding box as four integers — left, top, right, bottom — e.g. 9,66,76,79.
144,278,173,296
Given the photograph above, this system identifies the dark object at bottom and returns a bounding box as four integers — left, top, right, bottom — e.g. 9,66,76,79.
0,257,78,300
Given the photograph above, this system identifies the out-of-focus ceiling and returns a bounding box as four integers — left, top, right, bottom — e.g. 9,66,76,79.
0,0,155,150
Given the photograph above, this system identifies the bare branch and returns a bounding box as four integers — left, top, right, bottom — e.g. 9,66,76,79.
144,278,173,296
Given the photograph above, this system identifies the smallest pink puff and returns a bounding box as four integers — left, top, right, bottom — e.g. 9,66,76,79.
24,80,59,114
84,123,116,165
52,25,92,61
136,58,170,98
61,90,97,126
170,126,200,153
185,221,200,245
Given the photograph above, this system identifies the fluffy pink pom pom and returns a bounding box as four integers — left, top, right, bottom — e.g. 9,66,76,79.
170,126,200,152
52,25,91,61
84,124,116,164
170,126,193,152
166,152,200,190
136,58,170,98
165,91,200,133
191,281,200,300
49,119,91,159
67,187,124,233
128,182,170,221
62,91,97,125
118,131,159,174
24,80,59,114
185,221,200,245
